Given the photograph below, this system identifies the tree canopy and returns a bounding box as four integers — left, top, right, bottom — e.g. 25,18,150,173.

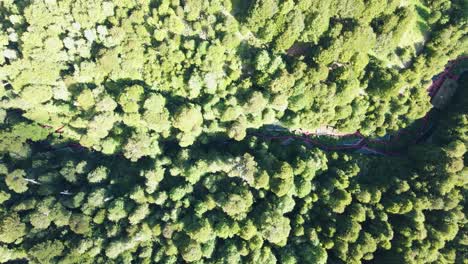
0,0,466,263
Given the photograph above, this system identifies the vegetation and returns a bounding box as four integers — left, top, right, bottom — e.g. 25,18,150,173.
0,0,466,263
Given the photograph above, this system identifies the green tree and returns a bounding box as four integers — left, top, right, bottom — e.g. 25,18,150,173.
28,240,65,264
217,185,254,220
172,104,204,146
118,85,144,113
5,169,28,193
87,166,108,183
180,239,203,262
76,89,95,110
0,213,26,244
107,198,128,222
258,211,291,246
270,163,294,197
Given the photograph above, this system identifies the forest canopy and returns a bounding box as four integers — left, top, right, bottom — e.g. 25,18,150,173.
0,0,467,263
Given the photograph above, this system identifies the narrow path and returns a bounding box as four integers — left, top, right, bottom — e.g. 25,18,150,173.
256,56,467,156
38,57,467,155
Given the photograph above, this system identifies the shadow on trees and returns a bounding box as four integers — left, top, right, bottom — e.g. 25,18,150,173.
415,5,430,21
229,0,252,21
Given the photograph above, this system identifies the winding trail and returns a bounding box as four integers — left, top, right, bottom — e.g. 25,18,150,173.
38,57,467,156
255,56,467,156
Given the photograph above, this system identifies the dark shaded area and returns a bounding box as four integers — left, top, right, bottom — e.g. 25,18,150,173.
286,42,313,57
415,5,430,21
416,21,430,34
229,0,252,21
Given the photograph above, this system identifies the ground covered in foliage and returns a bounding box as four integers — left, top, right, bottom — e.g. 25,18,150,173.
0,0,467,263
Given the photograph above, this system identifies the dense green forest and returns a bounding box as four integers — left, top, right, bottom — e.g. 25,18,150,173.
0,0,467,263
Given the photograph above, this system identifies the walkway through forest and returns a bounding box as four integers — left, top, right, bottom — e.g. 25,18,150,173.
255,56,467,156
40,57,467,156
